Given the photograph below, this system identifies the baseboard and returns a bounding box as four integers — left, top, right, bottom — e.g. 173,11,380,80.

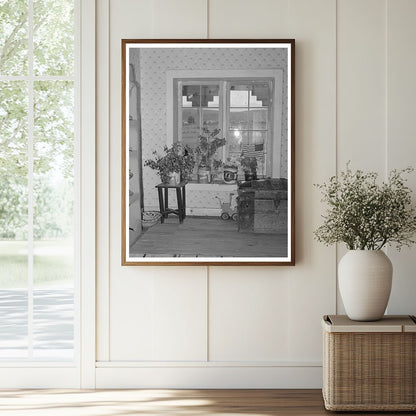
0,364,323,388
0,367,80,388
186,207,221,216
146,205,221,217
95,365,322,389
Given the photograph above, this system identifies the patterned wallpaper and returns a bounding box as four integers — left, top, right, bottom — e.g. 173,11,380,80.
164,188,237,211
130,47,288,210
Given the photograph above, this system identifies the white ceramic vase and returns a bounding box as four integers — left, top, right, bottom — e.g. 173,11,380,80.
338,250,392,321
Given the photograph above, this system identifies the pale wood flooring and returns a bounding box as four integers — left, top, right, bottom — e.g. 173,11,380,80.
0,389,412,415
130,216,287,258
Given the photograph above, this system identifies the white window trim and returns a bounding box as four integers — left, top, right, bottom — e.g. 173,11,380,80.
166,69,283,178
79,0,96,389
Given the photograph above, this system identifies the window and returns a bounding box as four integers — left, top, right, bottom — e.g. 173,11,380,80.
227,82,271,177
175,79,273,178
0,0,77,361
180,82,221,147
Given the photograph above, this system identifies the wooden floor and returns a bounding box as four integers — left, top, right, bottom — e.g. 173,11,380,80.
0,389,412,415
130,216,287,258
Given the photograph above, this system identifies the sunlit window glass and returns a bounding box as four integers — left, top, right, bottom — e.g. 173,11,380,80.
0,0,75,362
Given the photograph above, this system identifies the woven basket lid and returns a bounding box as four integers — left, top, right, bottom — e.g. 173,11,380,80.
322,315,416,333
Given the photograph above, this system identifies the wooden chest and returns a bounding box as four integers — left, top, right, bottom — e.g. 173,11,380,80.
237,179,287,233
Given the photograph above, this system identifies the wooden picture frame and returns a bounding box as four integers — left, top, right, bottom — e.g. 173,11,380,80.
122,39,295,265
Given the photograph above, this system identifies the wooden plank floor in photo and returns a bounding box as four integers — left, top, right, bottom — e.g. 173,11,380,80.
130,216,288,258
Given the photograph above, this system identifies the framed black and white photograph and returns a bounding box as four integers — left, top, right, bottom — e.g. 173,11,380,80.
122,39,295,265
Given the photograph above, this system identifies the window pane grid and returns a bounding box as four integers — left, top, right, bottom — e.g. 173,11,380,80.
228,82,270,177
180,83,221,150
0,0,28,76
0,0,75,362
177,79,271,178
33,0,75,76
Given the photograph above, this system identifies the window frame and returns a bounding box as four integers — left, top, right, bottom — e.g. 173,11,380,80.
226,79,274,178
167,69,283,179
176,79,224,154
0,0,96,388
0,0,78,364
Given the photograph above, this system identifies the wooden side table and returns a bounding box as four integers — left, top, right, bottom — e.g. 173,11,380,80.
156,181,187,224
322,315,416,411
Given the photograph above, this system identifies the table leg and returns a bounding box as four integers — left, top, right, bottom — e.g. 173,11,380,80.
157,187,164,224
176,188,183,223
164,188,169,218
182,186,186,219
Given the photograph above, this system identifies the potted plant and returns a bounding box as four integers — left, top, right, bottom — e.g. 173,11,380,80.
211,159,224,183
223,158,239,184
144,143,195,184
195,128,226,183
240,156,258,181
314,164,416,321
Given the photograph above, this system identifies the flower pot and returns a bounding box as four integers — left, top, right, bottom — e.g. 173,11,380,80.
338,250,392,321
244,170,257,181
167,171,180,185
223,167,237,184
197,166,211,183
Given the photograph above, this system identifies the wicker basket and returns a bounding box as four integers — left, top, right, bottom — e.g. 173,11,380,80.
322,315,416,411
142,211,161,228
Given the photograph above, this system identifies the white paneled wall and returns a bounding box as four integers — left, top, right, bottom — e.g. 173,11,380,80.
286,0,337,362
208,268,290,362
336,0,388,312
337,0,387,172
96,0,416,388
386,0,416,314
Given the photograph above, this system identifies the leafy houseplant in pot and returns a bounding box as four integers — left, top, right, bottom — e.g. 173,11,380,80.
195,128,226,183
314,165,416,321
240,156,258,181
211,159,224,183
144,143,195,185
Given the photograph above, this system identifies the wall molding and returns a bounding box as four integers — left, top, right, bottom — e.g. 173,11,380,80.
80,0,97,388
96,365,322,389
96,360,321,368
0,368,80,389
96,0,110,364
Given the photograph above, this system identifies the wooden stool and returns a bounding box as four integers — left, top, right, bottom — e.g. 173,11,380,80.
156,181,187,224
